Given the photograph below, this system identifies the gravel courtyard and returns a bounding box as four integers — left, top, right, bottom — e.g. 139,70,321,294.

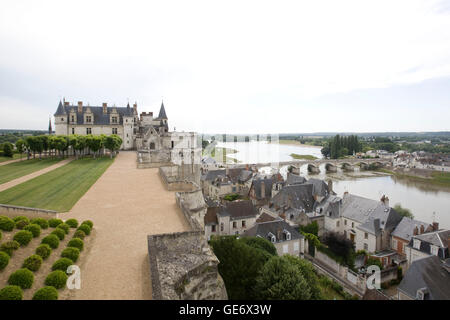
62,151,190,300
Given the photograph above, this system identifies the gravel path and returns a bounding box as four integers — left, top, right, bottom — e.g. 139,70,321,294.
0,158,73,192
61,151,191,300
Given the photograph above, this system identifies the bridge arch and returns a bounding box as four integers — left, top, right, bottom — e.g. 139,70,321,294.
307,163,320,174
325,163,337,173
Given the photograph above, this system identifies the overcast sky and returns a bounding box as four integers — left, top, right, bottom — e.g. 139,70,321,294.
1,0,450,134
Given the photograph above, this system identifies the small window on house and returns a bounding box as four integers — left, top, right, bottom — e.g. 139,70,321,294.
211,225,216,232
72,128,75,134
112,116,118,123
364,243,368,251
171,141,174,149
364,233,368,239
431,245,439,256
112,128,118,134
220,223,224,232
86,116,92,123
344,219,347,225
61,118,64,121
71,115,74,122
283,244,288,254
413,239,421,250
294,242,299,252
86,128,92,134
336,221,340,227
233,221,237,229
351,222,354,228
242,220,246,228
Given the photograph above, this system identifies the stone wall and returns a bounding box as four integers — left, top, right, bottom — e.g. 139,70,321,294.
148,231,228,300
0,204,59,219
175,189,207,231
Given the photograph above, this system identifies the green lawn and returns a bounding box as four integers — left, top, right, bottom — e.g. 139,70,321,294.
0,153,21,163
0,158,62,184
290,153,318,160
0,157,114,212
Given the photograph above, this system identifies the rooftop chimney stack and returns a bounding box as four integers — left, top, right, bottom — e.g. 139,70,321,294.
413,226,419,236
432,222,439,231
420,225,425,234
260,180,265,199
102,103,107,114
133,102,137,114
77,101,83,113
64,101,70,106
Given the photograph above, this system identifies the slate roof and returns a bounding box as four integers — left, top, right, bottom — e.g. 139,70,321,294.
156,101,167,119
314,195,341,219
304,178,330,197
270,183,315,212
251,176,274,200
392,217,430,241
408,230,450,260
54,103,134,125
256,212,279,223
341,194,402,232
242,219,304,242
218,200,258,221
201,169,226,182
285,173,307,185
398,255,450,300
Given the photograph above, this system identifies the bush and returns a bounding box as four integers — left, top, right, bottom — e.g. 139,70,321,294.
73,230,86,240
77,224,91,236
8,268,34,289
0,240,20,257
81,220,93,229
238,237,277,256
0,251,10,270
35,244,52,260
65,219,78,228
0,230,2,241
41,234,60,249
2,142,13,157
24,224,41,238
67,238,84,252
61,247,80,262
48,218,63,228
0,285,23,300
15,220,29,230
45,271,68,289
56,223,70,234
13,216,30,224
51,228,65,240
23,254,43,272
52,258,73,272
30,218,49,229
13,230,33,246
0,216,15,231
32,286,58,300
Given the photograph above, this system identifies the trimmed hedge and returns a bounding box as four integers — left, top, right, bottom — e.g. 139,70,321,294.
48,218,63,228
65,219,78,228
35,244,52,260
77,224,91,236
73,230,86,240
81,220,94,229
0,240,20,257
67,238,84,252
13,216,30,224
41,234,60,249
61,247,80,262
56,223,70,234
32,286,58,300
13,230,33,246
0,216,15,231
52,258,73,272
24,224,41,238
8,268,34,289
23,254,43,272
0,251,10,270
45,270,67,289
0,285,23,300
30,218,49,229
15,219,29,230
51,228,65,240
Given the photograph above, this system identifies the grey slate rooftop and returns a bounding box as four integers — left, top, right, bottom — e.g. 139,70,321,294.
242,219,304,243
392,217,430,241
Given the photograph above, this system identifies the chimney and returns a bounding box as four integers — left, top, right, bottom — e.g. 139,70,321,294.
413,226,419,236
260,180,265,199
133,102,137,114
327,179,333,193
420,224,425,234
77,101,83,113
380,195,389,207
102,103,107,114
246,164,249,171
432,222,439,231
64,101,70,106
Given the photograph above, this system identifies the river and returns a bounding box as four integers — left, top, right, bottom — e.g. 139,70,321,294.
216,140,450,228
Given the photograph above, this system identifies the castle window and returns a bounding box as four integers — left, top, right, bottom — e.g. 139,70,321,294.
61,118,64,121
112,116,118,124
150,142,155,150
112,128,118,134
86,116,92,123
171,141,174,149
86,128,92,134
211,225,216,232
242,220,246,228
72,128,75,134
71,115,74,122
233,221,237,229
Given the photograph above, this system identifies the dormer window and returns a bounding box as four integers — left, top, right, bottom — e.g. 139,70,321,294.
413,239,421,250
112,116,118,124
430,245,439,256
86,115,92,123
283,229,291,241
267,232,276,243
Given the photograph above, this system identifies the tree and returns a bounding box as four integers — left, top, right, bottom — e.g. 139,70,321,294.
15,139,26,159
209,236,272,299
254,255,312,300
300,221,319,236
86,135,103,159
393,204,414,219
74,135,87,158
322,231,355,267
2,142,13,158
283,255,322,299
238,237,277,256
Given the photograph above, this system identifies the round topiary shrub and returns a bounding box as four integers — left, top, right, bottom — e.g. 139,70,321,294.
51,258,73,272
73,230,86,240
41,234,60,249
45,270,67,289
56,223,70,234
13,216,30,224
81,220,94,229
51,228,65,240
32,286,58,300
48,218,63,228
77,224,91,236
0,240,20,257
65,219,78,228
0,216,15,231
8,268,34,289
30,218,49,229
23,224,41,238
61,247,80,262
13,230,33,246
15,219,29,230
22,254,43,272
0,285,23,300
35,244,52,260
0,251,10,270
67,238,84,252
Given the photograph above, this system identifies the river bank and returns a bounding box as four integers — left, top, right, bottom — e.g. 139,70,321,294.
378,167,450,188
